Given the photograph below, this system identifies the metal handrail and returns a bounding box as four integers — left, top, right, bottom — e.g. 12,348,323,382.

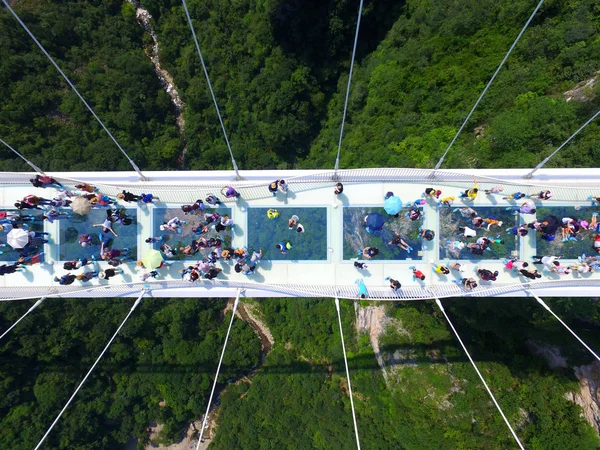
2,277,600,302
2,169,599,204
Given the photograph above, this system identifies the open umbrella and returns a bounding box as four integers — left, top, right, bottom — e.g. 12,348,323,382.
142,249,163,269
384,195,403,215
7,228,29,249
71,196,92,215
365,212,385,232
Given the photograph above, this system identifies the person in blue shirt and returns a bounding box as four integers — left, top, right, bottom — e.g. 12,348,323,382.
355,279,369,299
276,241,292,254
502,192,526,201
140,193,155,203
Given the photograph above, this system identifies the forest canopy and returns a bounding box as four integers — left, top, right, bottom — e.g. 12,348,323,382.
1,0,600,449
1,0,598,173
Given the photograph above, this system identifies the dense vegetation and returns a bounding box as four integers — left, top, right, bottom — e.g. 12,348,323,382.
213,298,600,449
0,0,181,172
306,0,600,170
0,298,260,449
1,0,600,449
3,0,598,172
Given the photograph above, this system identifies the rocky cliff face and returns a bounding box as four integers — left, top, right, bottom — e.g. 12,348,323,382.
564,71,599,103
529,341,600,436
567,361,600,435
355,303,390,383
126,0,187,166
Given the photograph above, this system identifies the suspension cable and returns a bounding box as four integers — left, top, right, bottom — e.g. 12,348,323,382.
33,291,145,450
0,138,44,174
531,293,600,362
524,109,600,179
0,297,44,342
335,298,361,449
181,0,240,179
1,0,147,181
433,0,545,172
434,298,524,449
196,290,241,448
334,0,364,173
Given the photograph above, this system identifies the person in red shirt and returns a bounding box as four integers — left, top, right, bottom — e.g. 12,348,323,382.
409,266,426,281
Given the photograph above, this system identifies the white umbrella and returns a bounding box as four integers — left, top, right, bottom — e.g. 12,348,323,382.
72,196,92,215
7,228,29,249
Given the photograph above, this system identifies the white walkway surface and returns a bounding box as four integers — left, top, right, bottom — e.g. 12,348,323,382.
1,168,600,300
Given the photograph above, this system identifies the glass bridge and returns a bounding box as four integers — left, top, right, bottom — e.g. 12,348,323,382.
1,168,600,300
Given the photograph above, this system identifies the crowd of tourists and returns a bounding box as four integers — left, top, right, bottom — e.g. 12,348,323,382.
1,175,599,297
352,178,600,297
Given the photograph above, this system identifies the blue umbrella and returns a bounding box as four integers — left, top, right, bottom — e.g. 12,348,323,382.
365,212,385,232
384,195,403,215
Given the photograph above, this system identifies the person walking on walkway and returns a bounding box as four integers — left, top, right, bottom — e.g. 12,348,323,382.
204,194,221,206
439,196,455,207
354,260,368,270
99,267,123,280
409,266,426,281
423,188,442,199
76,271,99,282
385,277,402,291
529,190,552,200
117,191,141,202
477,268,498,281
507,199,536,215
278,180,289,194
268,181,279,197
449,262,466,273
75,183,97,193
221,186,240,198
484,186,503,195
502,192,526,201
355,279,369,299
63,258,93,270
22,194,53,207
519,268,542,279
459,177,479,201
431,261,450,275
0,263,25,276
140,193,155,204
452,278,478,290
54,273,77,285
30,175,63,189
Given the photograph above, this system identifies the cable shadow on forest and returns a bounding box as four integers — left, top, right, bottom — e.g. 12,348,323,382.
0,339,520,377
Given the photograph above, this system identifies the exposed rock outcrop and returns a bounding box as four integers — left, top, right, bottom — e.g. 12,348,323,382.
355,304,390,383
126,0,187,166
568,361,600,435
564,71,599,102
530,341,600,435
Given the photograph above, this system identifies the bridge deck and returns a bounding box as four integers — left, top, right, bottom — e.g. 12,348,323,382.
1,169,599,300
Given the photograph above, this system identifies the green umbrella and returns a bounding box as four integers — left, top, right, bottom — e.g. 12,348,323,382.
142,249,163,269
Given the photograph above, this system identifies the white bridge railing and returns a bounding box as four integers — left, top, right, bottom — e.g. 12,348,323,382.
3,168,600,204
1,278,600,302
